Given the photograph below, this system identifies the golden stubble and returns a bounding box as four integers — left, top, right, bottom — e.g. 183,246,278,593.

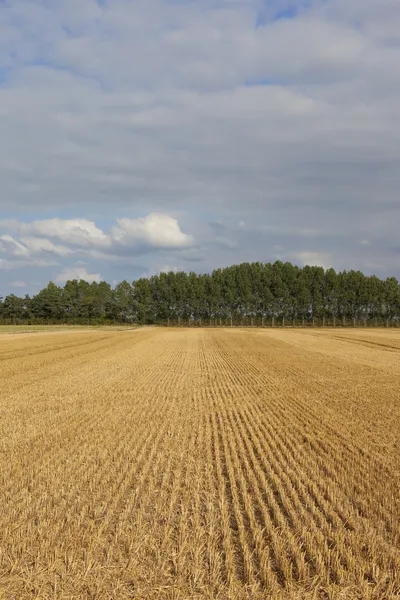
0,327,399,599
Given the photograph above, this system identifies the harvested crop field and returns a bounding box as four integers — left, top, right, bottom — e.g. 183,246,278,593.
0,328,399,600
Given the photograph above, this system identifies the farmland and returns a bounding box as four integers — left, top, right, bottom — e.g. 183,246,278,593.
0,328,399,599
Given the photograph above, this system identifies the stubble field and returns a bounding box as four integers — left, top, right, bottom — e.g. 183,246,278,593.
0,327,399,599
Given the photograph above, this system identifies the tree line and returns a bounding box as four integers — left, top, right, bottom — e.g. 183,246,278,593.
1,261,399,326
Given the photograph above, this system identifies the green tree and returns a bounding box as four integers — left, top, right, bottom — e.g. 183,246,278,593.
132,278,154,324
383,277,400,326
114,280,135,322
31,282,64,322
1,294,28,323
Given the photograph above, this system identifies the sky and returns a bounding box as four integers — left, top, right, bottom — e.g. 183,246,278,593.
1,0,400,295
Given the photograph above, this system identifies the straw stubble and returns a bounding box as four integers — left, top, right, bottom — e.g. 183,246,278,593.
0,327,399,599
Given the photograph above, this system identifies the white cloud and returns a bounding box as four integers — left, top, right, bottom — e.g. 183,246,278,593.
21,237,73,257
0,233,72,261
16,219,109,248
0,235,30,258
288,251,333,270
0,213,194,267
55,266,102,283
10,280,26,288
111,213,194,249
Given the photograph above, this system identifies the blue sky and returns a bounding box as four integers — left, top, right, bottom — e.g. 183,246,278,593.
1,0,400,294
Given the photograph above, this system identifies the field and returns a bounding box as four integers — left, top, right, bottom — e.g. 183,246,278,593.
0,325,137,334
0,328,399,600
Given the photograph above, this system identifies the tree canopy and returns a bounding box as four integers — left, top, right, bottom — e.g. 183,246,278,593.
1,261,399,326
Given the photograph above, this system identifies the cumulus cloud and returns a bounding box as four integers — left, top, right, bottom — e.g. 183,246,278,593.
289,251,333,271
55,266,102,284
111,214,194,249
0,231,59,271
0,213,195,270
16,219,109,248
1,234,73,258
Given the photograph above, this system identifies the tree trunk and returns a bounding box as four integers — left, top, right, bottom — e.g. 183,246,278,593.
272,316,275,327
262,316,264,327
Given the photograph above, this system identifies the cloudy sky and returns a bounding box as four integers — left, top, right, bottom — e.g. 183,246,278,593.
1,0,399,294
